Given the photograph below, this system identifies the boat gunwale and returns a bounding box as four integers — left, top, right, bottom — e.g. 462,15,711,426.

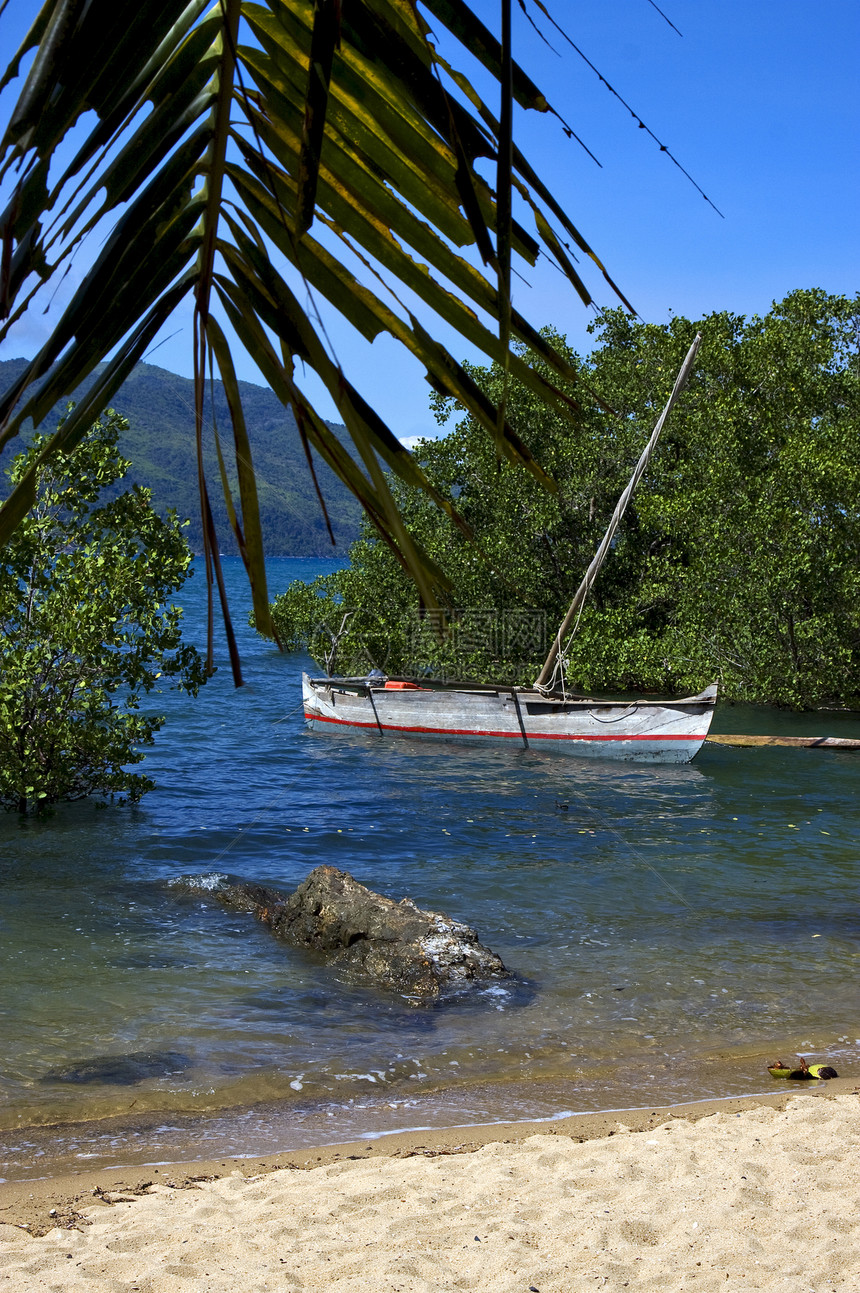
307,677,718,711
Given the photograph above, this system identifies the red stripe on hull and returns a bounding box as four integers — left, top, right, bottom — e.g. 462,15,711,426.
303,710,706,743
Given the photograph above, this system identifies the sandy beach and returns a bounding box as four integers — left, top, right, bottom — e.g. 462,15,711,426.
2,1081,858,1290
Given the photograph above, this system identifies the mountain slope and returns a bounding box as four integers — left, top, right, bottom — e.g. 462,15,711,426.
0,359,363,555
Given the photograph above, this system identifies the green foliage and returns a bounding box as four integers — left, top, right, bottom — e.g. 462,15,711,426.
269,290,860,709
580,289,860,706
0,410,207,813
269,327,641,682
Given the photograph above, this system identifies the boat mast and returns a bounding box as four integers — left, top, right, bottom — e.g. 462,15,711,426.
533,333,702,692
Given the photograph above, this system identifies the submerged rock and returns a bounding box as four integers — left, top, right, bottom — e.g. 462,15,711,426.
174,865,509,999
40,1050,192,1086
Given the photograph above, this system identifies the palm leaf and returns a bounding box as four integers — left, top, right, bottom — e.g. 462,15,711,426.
0,0,631,682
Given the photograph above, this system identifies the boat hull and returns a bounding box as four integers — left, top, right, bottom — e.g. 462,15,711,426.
302,675,717,764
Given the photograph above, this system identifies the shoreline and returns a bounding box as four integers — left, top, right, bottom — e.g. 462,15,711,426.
2,1076,854,1236
1,1048,843,1185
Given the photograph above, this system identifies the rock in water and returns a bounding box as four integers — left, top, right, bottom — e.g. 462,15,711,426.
40,1050,191,1085
174,866,509,998
276,866,509,996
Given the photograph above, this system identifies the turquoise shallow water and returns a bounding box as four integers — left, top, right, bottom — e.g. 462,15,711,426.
1,557,859,1180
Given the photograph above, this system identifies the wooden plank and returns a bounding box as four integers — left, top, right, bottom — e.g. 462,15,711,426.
706,734,860,750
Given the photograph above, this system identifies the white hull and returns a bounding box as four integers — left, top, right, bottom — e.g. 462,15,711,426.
302,675,717,764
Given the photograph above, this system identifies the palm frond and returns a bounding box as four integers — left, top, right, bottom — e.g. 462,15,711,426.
0,0,630,682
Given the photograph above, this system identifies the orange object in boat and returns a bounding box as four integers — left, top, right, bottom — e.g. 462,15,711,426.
383,680,425,690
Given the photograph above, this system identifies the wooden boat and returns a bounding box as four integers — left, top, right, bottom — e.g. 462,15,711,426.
303,336,717,764
302,675,717,763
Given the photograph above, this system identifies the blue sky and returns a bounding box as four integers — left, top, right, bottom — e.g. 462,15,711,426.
1,1,858,442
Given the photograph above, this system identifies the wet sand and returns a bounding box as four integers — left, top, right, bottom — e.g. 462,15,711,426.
1,1080,858,1289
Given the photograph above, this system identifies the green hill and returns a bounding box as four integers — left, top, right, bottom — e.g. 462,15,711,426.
0,358,363,555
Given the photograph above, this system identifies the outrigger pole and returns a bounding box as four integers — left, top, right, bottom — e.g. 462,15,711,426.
533,332,703,692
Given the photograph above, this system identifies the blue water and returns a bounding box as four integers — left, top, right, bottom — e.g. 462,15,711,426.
1,557,859,1179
